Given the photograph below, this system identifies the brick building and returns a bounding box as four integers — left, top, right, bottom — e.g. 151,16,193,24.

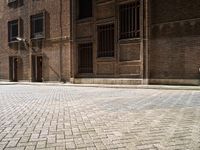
70,0,149,85
0,0,71,82
1,0,200,85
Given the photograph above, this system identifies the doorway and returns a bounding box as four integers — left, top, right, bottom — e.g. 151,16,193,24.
9,57,18,82
32,55,43,82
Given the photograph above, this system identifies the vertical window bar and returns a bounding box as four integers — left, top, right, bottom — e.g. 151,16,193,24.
137,1,140,37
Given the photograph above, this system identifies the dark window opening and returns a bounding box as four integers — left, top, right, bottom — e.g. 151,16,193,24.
8,20,19,42
31,13,45,39
97,24,114,57
7,0,23,8
119,1,140,39
9,56,18,82
78,43,93,73
78,0,92,19
32,55,43,82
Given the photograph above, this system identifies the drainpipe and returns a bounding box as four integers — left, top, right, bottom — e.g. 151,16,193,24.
70,0,75,83
59,0,63,82
144,0,149,85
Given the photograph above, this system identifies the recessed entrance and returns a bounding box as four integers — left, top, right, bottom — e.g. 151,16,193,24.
32,55,43,82
9,56,18,82
78,43,93,74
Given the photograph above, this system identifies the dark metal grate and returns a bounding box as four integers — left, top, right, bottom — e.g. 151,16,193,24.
119,1,140,39
78,43,93,73
97,23,114,57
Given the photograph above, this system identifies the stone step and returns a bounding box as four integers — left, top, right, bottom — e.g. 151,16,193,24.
71,78,144,85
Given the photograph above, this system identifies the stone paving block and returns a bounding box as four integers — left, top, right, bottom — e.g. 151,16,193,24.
25,145,35,150
17,142,37,147
56,134,65,140
47,137,56,144
2,137,21,142
30,133,40,140
0,142,7,150
55,147,65,150
6,140,19,148
37,147,55,150
64,130,73,136
36,141,46,149
19,136,30,143
86,147,97,150
65,141,76,149
4,147,25,150
94,142,106,150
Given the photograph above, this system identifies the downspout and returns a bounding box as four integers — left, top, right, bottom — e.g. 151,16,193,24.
70,0,74,82
59,0,63,82
28,0,32,82
145,0,149,84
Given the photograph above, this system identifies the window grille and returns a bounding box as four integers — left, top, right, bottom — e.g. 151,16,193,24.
78,43,93,73
119,1,140,39
97,24,114,57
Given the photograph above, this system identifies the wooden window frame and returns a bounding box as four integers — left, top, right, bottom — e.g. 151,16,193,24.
30,12,46,40
8,19,20,43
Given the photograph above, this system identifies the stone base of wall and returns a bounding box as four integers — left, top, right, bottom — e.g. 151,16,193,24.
0,79,10,82
149,79,200,86
71,78,144,85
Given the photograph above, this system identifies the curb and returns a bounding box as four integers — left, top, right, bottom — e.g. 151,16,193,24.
1,81,200,91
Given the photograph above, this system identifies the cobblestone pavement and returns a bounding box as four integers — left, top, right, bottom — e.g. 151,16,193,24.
1,85,200,150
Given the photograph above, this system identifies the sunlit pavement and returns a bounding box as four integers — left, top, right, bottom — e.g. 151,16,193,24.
0,85,200,150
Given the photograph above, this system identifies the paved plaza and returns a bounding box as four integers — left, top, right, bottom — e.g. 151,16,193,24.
0,85,200,150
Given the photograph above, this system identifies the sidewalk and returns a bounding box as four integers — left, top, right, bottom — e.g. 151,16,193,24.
1,82,200,149
1,81,200,91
